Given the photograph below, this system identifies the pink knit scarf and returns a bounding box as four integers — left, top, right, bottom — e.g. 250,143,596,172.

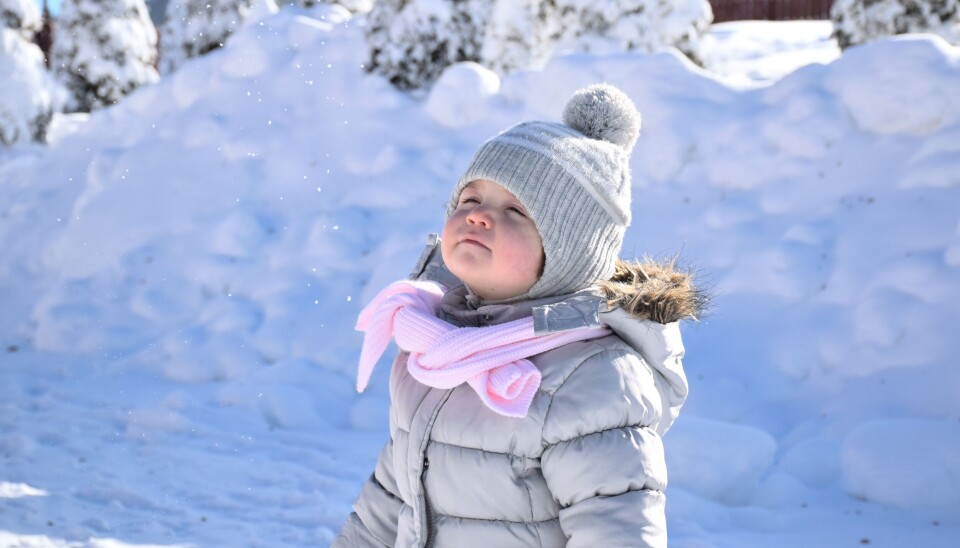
355,280,610,418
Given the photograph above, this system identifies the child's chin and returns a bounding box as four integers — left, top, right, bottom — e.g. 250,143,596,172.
447,251,489,273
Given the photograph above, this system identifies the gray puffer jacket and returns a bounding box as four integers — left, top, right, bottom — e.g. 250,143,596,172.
335,239,702,548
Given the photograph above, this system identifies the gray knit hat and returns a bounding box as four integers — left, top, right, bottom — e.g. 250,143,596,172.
446,83,641,302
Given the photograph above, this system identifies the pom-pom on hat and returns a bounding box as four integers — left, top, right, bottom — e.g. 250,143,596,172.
448,83,641,302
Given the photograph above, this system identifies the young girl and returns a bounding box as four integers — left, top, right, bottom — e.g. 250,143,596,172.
334,84,702,548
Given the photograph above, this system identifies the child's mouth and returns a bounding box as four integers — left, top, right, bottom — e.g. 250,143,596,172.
461,236,490,249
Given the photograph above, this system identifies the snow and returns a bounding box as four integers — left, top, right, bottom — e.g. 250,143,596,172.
831,0,960,49
0,482,49,498
159,0,260,76
701,20,841,85
1,9,959,548
825,36,960,135
0,28,57,145
1,0,41,33
50,0,159,112
425,62,501,129
666,417,778,506
842,419,960,508
550,0,712,61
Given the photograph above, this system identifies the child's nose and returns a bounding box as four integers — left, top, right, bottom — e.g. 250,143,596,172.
466,206,493,228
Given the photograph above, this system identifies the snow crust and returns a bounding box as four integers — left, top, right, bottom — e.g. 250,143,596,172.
0,9,958,547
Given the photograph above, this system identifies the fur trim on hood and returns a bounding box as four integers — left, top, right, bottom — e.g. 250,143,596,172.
598,258,708,324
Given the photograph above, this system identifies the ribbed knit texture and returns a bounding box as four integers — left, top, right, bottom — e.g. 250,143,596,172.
355,280,610,417
447,84,640,303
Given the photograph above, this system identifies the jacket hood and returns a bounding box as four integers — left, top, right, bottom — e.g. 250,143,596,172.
526,258,703,435
598,258,706,324
594,258,703,435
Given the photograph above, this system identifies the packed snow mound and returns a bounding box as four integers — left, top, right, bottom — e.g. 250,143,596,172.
701,21,840,86
666,417,777,505
842,419,960,507
425,62,501,129
1,8,959,547
825,36,960,135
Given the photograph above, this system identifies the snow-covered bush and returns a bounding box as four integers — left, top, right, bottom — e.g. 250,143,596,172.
0,0,40,36
50,0,159,112
0,28,55,145
479,0,555,75
367,0,713,90
297,0,373,13
831,0,960,49
365,0,489,91
159,0,255,75
551,0,713,64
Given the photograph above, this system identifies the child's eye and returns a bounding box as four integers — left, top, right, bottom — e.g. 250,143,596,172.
461,197,480,205
508,206,527,217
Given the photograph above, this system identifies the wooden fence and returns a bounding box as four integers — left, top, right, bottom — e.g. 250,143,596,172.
710,0,835,22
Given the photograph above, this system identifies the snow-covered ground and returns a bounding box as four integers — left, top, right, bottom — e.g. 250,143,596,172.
2,9,959,547
701,20,841,85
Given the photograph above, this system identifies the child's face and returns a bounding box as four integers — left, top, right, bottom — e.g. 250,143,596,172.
441,180,544,301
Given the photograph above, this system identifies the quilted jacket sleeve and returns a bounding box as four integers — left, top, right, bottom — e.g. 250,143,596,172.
332,438,403,547
540,347,670,547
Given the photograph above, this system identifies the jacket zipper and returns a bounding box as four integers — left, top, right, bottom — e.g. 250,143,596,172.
416,390,452,547
423,458,437,548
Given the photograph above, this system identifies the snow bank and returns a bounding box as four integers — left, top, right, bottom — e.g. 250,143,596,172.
666,417,777,505
1,10,959,547
842,419,960,508
425,62,501,129
825,36,960,135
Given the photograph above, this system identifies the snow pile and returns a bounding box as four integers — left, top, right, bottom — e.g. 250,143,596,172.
0,8,958,547
825,36,960,135
424,62,501,129
842,419,960,508
701,20,840,85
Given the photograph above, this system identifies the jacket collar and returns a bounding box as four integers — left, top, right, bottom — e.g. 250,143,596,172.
439,283,605,334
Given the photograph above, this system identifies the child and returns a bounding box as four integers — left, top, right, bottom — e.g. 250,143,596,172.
334,84,702,547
